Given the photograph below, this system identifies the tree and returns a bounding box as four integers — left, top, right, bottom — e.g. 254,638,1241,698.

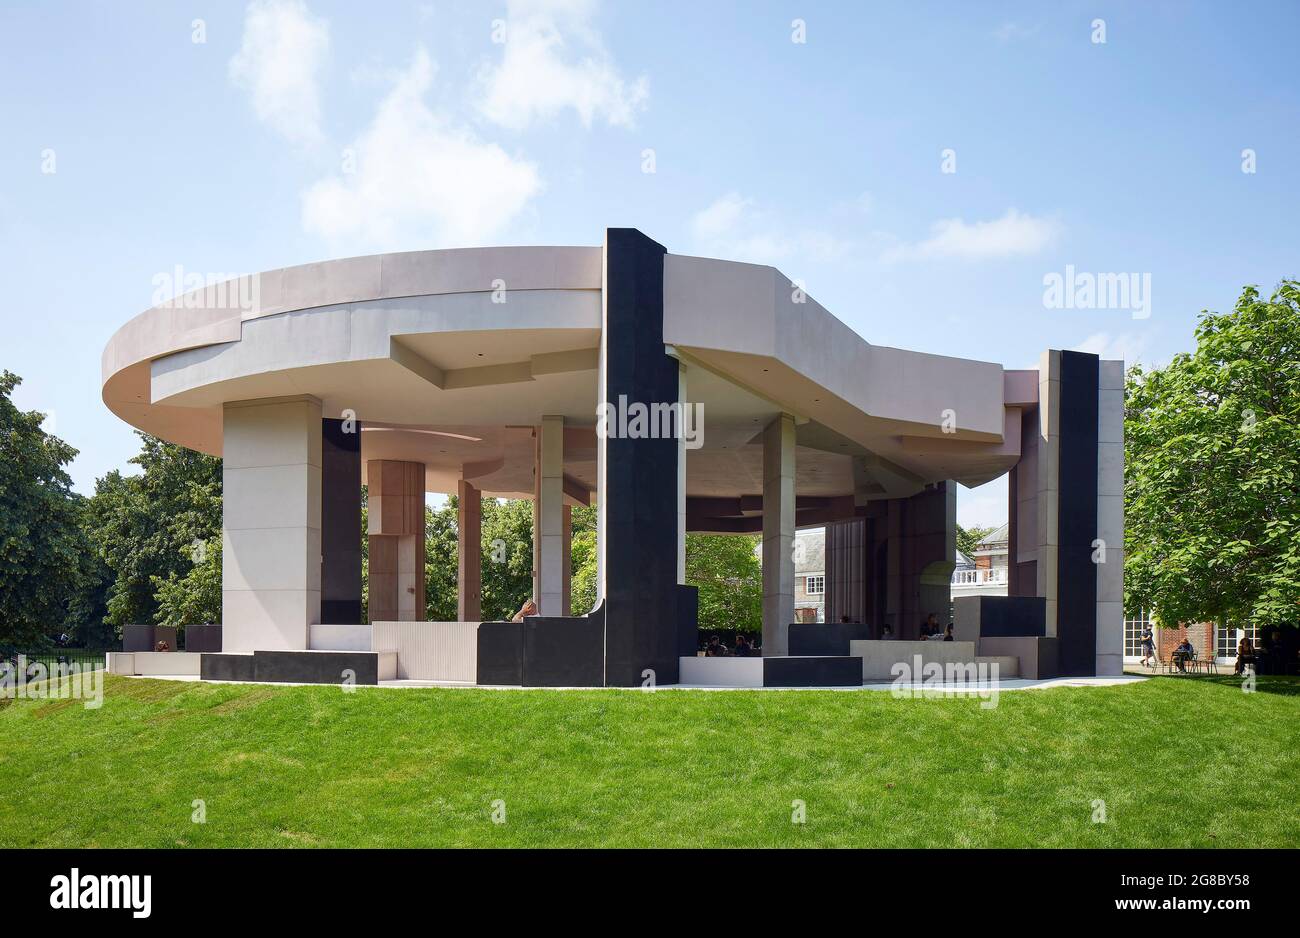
425,499,459,621
85,433,222,629
687,533,762,633
0,371,86,648
956,523,995,557
1125,281,1300,629
479,497,535,621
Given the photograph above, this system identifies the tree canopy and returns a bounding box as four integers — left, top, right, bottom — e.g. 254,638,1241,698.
0,371,88,647
1125,281,1300,629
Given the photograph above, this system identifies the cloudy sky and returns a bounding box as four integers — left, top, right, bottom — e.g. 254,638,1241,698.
2,0,1297,527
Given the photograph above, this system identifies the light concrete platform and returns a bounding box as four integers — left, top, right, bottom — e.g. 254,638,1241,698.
112,674,1147,692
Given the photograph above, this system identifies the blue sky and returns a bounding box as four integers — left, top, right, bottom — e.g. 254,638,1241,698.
2,0,1297,527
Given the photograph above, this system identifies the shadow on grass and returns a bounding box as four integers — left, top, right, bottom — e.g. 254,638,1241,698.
1127,668,1300,697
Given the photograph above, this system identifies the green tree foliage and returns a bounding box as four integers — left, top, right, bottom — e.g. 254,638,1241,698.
425,499,459,622
479,497,535,621
0,371,87,647
86,433,222,628
570,505,598,615
687,533,762,633
1125,281,1300,629
955,524,994,558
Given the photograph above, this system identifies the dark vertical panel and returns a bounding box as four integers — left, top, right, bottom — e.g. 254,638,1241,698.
321,418,362,624
601,228,688,686
1056,351,1099,675
824,517,866,623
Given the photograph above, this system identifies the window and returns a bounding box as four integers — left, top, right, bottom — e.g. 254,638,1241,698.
1124,609,1151,658
805,575,824,595
1216,623,1258,659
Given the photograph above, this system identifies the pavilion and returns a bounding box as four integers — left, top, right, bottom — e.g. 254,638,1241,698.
102,229,1123,687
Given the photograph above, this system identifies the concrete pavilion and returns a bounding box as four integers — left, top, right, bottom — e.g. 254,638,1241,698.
102,229,1124,688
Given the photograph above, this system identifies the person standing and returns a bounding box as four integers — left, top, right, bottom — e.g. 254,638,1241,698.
1139,625,1155,668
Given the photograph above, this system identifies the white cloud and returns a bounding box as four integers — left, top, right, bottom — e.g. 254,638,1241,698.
1072,331,1147,365
689,193,854,266
229,0,330,146
478,0,648,130
301,48,541,252
882,209,1060,262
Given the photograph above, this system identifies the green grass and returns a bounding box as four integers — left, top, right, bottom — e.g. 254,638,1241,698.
1,672,1296,848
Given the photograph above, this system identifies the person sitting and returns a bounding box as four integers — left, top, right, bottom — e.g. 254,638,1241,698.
880,624,894,640
705,635,725,657
943,624,955,642
734,634,753,657
510,598,538,622
1235,636,1256,675
919,613,940,638
1173,638,1194,672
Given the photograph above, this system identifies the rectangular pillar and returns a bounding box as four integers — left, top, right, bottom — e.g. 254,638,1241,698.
222,397,322,652
1030,349,1103,676
321,417,362,624
533,416,564,616
457,479,482,622
368,460,426,622
1096,359,1125,675
761,413,796,655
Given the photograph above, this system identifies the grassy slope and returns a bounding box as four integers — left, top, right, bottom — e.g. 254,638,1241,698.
0,673,1295,848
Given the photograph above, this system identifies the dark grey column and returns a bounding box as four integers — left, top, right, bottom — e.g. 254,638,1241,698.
599,228,693,685
1055,351,1099,675
321,417,362,624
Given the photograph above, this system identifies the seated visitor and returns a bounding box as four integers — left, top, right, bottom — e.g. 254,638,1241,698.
734,634,753,657
510,598,538,622
1235,636,1256,675
880,624,894,640
943,624,955,642
1174,638,1194,671
705,635,725,657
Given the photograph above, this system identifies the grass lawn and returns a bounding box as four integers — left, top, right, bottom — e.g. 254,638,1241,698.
1,672,1295,848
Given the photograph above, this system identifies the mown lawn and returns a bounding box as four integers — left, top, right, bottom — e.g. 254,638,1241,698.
0,673,1295,848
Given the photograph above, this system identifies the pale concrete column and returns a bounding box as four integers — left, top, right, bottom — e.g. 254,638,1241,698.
457,479,482,622
222,397,322,652
1036,349,1062,636
677,361,688,584
532,416,565,615
368,460,426,622
562,504,573,616
761,413,796,655
1096,359,1126,675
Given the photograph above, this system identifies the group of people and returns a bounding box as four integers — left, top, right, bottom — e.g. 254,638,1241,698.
1138,624,1273,676
919,613,955,642
703,634,758,657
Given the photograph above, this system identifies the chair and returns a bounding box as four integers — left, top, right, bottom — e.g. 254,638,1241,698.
1198,654,1219,675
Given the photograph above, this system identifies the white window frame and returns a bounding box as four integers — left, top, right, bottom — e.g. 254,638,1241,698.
805,574,825,596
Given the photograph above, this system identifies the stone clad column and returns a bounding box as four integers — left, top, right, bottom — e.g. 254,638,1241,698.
222,397,322,652
762,413,796,655
533,416,565,615
457,479,482,622
1096,359,1125,675
562,505,573,616
368,460,426,622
